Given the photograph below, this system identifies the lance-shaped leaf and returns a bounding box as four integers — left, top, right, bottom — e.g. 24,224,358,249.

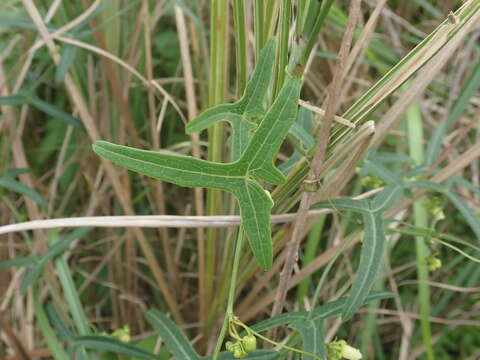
93,75,302,271
341,211,385,321
289,318,325,360
312,191,392,321
249,291,394,333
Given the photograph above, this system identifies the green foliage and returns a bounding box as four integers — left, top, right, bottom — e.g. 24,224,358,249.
93,40,302,271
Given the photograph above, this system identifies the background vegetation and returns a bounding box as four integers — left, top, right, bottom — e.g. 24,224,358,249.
1,0,479,359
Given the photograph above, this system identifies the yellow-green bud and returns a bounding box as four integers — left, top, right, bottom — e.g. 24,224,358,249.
242,335,257,351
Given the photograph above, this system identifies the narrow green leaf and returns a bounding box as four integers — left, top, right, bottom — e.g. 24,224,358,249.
370,185,403,213
342,212,386,320
0,256,38,269
33,291,70,360
45,302,75,342
289,318,325,360
146,309,200,360
49,230,91,336
0,94,29,105
363,159,402,186
42,227,93,263
72,335,158,360
311,198,369,213
28,95,84,131
250,291,394,333
55,44,77,84
20,263,44,293
18,228,92,293
0,176,47,208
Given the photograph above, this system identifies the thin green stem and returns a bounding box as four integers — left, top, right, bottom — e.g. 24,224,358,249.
212,226,245,360
234,320,323,360
296,215,326,309
206,0,229,331
233,0,248,96
308,234,353,320
300,0,335,67
254,0,265,60
272,0,291,99
406,101,434,360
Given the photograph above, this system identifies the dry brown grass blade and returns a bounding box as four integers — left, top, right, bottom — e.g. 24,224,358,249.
174,4,208,331
373,5,480,146
270,0,362,322
20,0,184,325
0,210,333,235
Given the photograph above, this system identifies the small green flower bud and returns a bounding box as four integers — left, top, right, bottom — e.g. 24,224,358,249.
233,346,246,358
242,335,257,351
225,341,235,352
111,325,130,343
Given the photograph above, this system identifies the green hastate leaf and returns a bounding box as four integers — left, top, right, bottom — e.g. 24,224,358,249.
289,318,325,360
146,309,200,360
94,52,302,271
93,142,273,270
342,212,386,321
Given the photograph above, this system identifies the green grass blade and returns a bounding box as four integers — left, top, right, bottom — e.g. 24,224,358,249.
72,335,158,360
33,291,70,360
146,309,200,360
48,230,91,336
0,175,47,208
55,43,77,84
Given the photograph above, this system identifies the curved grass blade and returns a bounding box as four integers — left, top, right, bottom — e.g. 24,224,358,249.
146,309,200,360
0,174,47,208
342,212,386,320
72,335,158,360
33,292,70,360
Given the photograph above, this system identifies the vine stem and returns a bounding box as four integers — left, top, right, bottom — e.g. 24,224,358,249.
233,320,323,360
212,226,245,360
